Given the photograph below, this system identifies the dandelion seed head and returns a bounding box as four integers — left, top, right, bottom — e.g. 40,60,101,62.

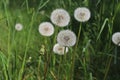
15,23,23,31
57,30,76,47
74,7,91,22
53,43,68,55
50,9,70,27
38,22,54,36
112,32,120,46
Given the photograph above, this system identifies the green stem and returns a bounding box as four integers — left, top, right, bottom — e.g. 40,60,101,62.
2,0,11,69
54,26,59,44
89,73,93,80
70,23,82,79
26,0,29,13
18,12,35,80
114,46,117,64
43,37,49,80
2,1,11,80
38,0,50,11
58,56,62,79
44,36,55,80
37,56,42,80
83,58,87,80
69,0,71,7
103,56,112,80
63,47,68,79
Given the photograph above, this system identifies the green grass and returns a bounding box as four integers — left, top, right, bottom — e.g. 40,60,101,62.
0,0,120,80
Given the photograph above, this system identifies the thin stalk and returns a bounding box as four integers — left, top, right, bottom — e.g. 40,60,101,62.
103,56,113,80
2,1,11,80
52,26,59,71
97,18,109,41
43,37,53,80
37,56,42,80
63,47,68,79
89,73,93,80
18,12,35,80
43,38,48,80
38,0,50,11
83,58,87,80
0,51,9,80
69,0,72,7
26,0,29,13
54,26,59,44
2,0,11,69
70,23,82,79
114,46,117,64
58,56,62,79
50,70,58,80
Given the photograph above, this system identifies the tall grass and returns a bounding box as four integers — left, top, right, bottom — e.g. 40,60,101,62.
0,0,120,80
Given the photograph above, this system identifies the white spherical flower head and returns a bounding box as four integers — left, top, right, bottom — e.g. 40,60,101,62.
15,23,23,31
39,22,54,36
112,32,120,46
53,43,68,55
50,9,70,27
74,7,91,22
57,30,76,47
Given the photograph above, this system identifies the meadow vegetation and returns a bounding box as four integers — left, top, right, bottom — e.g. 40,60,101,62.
0,0,120,80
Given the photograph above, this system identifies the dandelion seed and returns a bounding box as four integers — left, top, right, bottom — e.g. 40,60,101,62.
50,9,70,27
38,22,54,36
112,32,120,46
57,30,76,47
53,43,68,55
74,7,91,22
15,23,23,31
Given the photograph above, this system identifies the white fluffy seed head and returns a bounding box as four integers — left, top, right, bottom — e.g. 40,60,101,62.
112,32,120,46
74,7,91,22
15,23,23,31
57,30,76,47
53,43,68,55
50,9,70,27
38,22,54,36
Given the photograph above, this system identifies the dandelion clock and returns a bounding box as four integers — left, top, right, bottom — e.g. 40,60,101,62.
38,22,54,36
53,43,68,55
57,30,76,47
74,7,91,22
15,23,23,31
112,32,120,46
50,9,70,27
